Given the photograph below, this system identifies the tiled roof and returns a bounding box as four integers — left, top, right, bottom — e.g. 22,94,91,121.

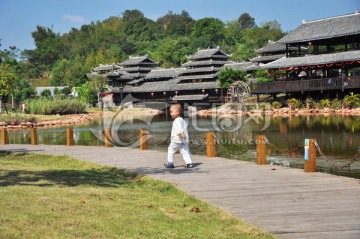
256,41,300,54
251,54,285,63
245,64,261,71
119,55,158,66
127,78,144,85
122,66,157,72
174,81,219,91
182,60,230,67
123,79,179,93
223,62,257,71
278,12,360,44
93,64,121,71
178,66,220,75
145,68,179,79
188,48,230,60
262,50,360,69
177,74,218,81
121,79,219,93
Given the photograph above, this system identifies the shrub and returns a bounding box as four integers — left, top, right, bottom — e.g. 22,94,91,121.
305,97,317,109
25,98,86,115
319,99,331,109
61,87,72,95
259,103,270,110
287,98,303,110
331,98,342,109
41,89,51,97
344,92,360,108
271,101,282,109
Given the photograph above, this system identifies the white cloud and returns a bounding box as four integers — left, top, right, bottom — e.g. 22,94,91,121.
62,14,86,23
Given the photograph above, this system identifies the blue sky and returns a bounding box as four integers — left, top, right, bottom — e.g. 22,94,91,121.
0,0,359,51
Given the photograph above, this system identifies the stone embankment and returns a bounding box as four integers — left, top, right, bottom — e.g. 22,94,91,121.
0,108,164,130
0,114,94,130
197,107,360,116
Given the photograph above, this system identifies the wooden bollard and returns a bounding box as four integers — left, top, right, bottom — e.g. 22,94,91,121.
104,128,112,147
256,135,267,165
206,131,216,157
1,128,9,144
66,128,73,146
304,138,317,173
30,128,38,145
140,128,148,150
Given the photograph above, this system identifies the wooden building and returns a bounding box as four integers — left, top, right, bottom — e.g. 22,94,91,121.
251,11,360,99
96,48,236,109
251,40,307,65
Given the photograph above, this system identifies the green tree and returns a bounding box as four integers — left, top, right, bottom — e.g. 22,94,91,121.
217,67,246,88
51,59,71,86
261,20,282,30
122,9,144,22
191,18,225,49
238,13,256,30
26,26,66,76
157,10,194,37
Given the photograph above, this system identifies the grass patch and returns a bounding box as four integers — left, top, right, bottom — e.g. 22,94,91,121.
26,98,86,115
0,152,273,239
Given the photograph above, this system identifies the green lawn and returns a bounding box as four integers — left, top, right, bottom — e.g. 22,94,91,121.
0,152,275,239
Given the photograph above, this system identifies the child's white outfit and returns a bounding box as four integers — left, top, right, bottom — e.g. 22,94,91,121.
167,117,192,165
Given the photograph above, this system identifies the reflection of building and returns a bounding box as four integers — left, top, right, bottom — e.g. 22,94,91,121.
252,11,360,98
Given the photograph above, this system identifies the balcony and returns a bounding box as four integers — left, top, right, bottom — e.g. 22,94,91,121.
251,76,360,94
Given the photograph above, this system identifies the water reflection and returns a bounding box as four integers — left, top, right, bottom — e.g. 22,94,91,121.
5,114,360,179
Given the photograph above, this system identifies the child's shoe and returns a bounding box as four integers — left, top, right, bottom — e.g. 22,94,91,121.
186,163,193,168
164,162,174,168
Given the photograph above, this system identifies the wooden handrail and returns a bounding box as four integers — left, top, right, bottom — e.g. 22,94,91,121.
251,76,360,94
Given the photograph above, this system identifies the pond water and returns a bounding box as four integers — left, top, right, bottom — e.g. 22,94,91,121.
5,113,360,179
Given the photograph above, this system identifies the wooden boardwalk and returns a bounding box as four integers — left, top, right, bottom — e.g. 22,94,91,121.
1,144,359,239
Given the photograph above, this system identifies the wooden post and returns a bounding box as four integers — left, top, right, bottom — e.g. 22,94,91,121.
140,128,148,150
206,131,216,157
30,128,37,145
304,138,317,173
256,135,267,165
1,128,9,144
104,128,112,147
66,128,73,146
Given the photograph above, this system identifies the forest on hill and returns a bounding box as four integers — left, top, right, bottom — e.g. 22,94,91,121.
0,9,284,104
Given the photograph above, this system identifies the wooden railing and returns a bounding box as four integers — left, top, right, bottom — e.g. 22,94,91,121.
251,76,360,94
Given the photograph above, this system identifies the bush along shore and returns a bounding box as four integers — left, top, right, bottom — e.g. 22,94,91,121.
198,106,360,116
198,96,360,116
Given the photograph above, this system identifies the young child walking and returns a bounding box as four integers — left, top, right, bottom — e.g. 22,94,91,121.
164,104,193,168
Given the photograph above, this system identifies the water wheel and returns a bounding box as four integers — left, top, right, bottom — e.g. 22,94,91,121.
225,81,250,110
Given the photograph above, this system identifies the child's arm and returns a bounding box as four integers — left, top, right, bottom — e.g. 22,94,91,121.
179,132,186,139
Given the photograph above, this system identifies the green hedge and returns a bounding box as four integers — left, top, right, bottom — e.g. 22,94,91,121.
26,98,86,115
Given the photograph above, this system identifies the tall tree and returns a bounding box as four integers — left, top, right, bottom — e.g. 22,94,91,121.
191,18,225,48
238,13,256,30
122,9,144,22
